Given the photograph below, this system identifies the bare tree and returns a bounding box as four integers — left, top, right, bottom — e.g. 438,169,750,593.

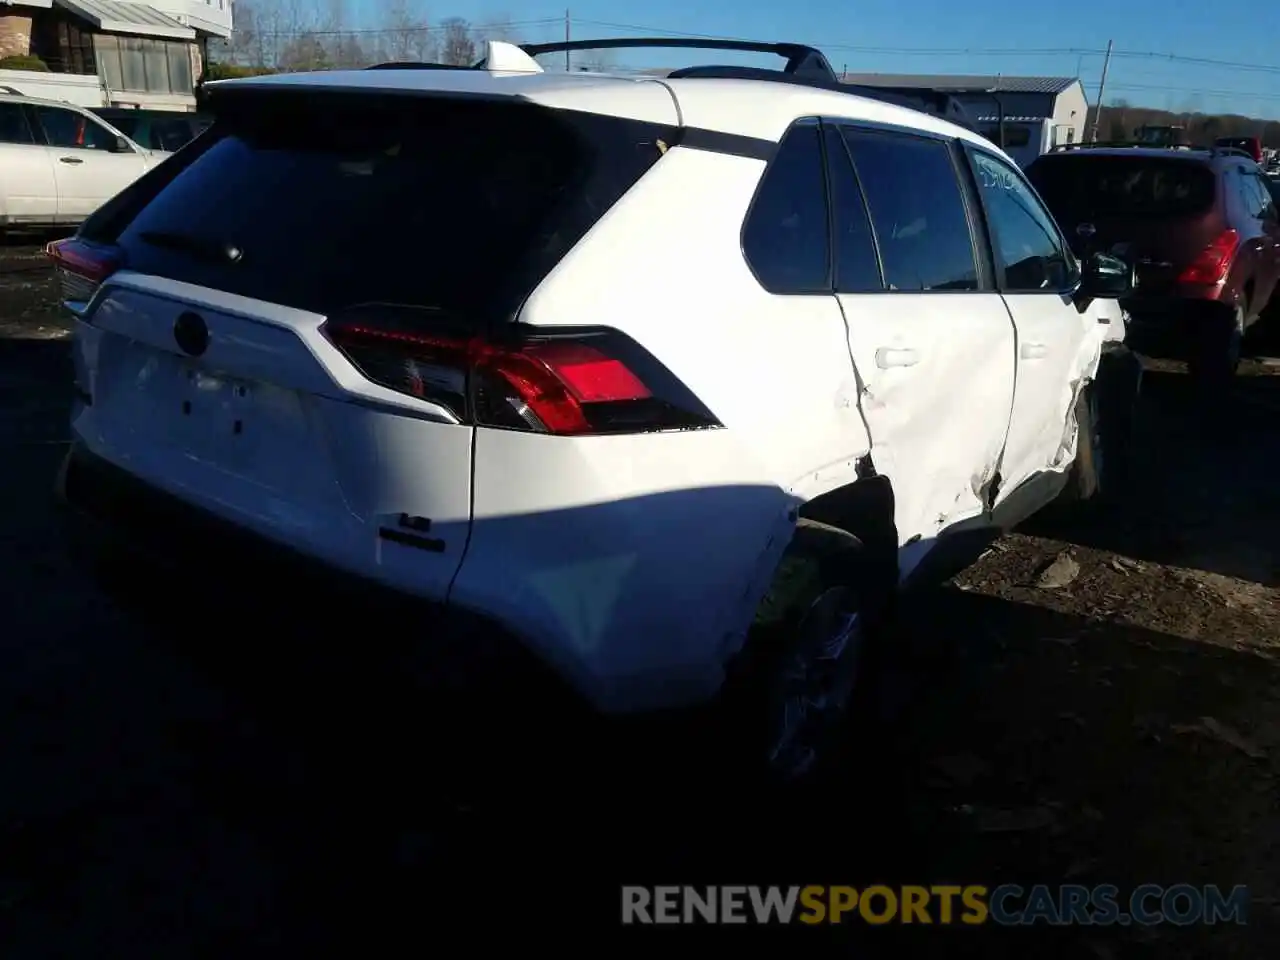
437,17,476,67
278,32,329,71
475,14,523,45
226,0,258,65
380,0,434,63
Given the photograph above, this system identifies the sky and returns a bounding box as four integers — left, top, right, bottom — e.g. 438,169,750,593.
337,0,1280,120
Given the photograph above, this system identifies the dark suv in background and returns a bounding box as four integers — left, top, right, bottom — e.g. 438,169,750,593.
1027,144,1280,383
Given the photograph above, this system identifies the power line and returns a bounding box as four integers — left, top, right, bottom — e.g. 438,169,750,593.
570,18,1280,75
234,12,1280,77
240,17,562,39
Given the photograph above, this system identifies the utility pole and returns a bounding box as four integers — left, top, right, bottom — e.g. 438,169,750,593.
564,9,570,72
1090,39,1114,142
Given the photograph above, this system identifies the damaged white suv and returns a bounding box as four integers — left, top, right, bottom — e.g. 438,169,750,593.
52,39,1132,781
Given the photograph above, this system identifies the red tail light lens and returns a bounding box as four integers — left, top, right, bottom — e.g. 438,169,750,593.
46,238,124,304
322,315,720,436
1177,229,1239,285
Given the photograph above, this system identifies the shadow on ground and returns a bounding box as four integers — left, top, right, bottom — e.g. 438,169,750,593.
1023,364,1280,587
0,330,1276,956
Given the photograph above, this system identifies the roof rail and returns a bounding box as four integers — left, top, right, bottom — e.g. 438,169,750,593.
519,37,839,83
521,37,978,130
1047,141,1256,161
365,61,461,70
1049,140,1200,152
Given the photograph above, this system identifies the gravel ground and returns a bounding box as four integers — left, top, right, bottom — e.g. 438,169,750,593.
1,238,1278,956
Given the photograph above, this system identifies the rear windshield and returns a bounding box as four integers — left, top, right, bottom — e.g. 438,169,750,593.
113,94,670,320
1216,137,1259,154
1027,155,1216,219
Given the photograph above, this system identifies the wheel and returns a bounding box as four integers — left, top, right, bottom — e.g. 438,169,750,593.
710,518,885,786
1187,300,1243,386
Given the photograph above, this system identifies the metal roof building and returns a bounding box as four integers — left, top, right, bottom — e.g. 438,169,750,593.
839,73,1090,161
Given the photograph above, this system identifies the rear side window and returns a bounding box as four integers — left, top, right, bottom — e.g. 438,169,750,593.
1237,169,1271,220
1027,156,1216,219
742,121,831,294
0,102,34,145
112,95,671,321
842,128,979,291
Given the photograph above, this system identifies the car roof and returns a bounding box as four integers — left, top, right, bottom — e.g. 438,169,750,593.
207,65,1007,160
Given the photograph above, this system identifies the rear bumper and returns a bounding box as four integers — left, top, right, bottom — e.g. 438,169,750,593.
55,442,580,707
1120,296,1236,358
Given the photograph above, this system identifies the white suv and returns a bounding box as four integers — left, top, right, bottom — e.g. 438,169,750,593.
0,93,160,230
52,40,1133,781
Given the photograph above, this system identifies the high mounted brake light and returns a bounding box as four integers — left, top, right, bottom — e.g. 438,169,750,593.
322,315,719,436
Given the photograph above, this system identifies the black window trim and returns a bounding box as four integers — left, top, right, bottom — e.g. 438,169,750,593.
20,103,48,146
961,141,1082,298
834,118,993,295
821,120,886,293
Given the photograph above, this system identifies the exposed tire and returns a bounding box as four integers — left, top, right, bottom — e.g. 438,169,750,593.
707,518,885,786
1054,382,1106,508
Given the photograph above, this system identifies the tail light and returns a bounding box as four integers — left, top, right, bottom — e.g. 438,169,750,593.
46,238,124,305
321,312,721,437
1177,229,1239,285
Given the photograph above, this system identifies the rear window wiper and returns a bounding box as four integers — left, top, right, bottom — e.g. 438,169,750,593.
137,230,243,265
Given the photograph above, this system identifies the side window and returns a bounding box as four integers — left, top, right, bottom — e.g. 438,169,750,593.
0,103,35,145
1233,167,1264,219
34,107,121,151
842,128,979,291
970,149,1074,292
742,121,831,294
822,125,882,292
1246,172,1272,219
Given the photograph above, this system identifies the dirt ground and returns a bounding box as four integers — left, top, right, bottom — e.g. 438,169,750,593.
1,236,1277,956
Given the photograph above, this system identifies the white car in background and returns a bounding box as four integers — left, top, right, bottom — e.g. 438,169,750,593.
0,92,160,230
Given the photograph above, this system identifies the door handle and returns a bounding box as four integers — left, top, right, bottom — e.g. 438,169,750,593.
1021,342,1049,360
58,156,84,164
874,347,920,369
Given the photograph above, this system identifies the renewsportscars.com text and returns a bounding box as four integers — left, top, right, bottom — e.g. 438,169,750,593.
621,884,1250,926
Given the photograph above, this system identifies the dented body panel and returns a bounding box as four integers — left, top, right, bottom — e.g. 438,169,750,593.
834,291,1017,556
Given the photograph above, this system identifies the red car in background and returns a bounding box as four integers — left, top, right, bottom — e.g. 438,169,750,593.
1028,144,1280,385
1215,135,1264,164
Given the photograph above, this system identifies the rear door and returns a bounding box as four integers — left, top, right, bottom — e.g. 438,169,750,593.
828,123,1017,558
965,145,1099,499
32,105,149,220
0,101,57,223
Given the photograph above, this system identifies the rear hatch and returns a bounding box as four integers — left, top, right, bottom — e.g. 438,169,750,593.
1027,152,1221,295
58,82,676,596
